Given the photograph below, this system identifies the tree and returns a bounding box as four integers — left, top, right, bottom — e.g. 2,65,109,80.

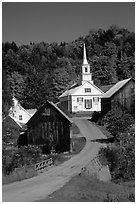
2,69,12,118
8,71,25,103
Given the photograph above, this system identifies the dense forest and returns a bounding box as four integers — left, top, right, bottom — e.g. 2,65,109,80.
2,25,135,116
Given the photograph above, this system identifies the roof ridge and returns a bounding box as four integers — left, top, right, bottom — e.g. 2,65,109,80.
47,101,73,123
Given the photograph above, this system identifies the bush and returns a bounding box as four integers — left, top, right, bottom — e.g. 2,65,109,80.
101,107,134,138
2,145,43,175
98,124,135,182
113,125,135,181
2,116,21,144
90,111,101,123
99,146,118,173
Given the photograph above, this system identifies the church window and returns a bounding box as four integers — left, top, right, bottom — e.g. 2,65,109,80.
74,106,78,110
85,67,88,72
93,97,99,104
85,99,92,109
77,97,83,103
19,115,22,120
85,88,91,93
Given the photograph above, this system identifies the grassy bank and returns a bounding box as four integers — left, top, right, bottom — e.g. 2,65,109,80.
38,174,135,202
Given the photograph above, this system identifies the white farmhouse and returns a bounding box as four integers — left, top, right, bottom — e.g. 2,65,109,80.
59,44,104,114
9,97,37,125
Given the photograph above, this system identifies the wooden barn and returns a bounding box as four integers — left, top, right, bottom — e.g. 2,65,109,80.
101,78,135,115
24,101,73,153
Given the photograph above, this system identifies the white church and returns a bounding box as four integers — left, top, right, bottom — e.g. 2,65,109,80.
59,44,104,114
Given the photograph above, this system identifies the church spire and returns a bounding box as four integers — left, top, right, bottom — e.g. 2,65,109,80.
83,43,88,65
82,43,93,84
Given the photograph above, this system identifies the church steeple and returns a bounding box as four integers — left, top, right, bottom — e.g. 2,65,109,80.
83,43,88,65
82,43,93,84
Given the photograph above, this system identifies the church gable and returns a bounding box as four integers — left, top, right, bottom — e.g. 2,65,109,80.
71,81,103,96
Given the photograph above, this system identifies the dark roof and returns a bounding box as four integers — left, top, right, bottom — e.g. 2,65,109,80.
48,101,73,123
100,84,115,93
3,115,22,129
26,100,72,126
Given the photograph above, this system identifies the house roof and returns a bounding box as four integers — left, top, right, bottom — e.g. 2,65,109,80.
59,81,104,98
8,115,23,128
12,97,32,118
100,84,115,93
25,109,37,115
26,100,73,126
103,78,133,98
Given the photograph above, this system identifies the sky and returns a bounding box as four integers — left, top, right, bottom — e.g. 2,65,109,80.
2,2,135,46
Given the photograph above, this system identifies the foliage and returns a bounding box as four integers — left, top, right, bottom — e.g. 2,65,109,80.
90,111,101,122
2,116,21,144
2,70,13,118
99,146,118,172
2,26,135,109
113,124,135,181
98,107,135,182
100,107,134,138
2,145,43,175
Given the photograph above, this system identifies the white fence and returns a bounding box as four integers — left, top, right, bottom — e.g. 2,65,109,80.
35,158,53,171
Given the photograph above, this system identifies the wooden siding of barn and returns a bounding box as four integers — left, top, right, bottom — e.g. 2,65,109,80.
26,103,70,152
111,80,135,114
101,98,111,115
101,79,135,115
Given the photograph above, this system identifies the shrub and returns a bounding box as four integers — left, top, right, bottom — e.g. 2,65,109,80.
2,145,43,175
90,111,101,123
101,107,134,138
99,146,118,173
98,124,135,182
2,116,21,144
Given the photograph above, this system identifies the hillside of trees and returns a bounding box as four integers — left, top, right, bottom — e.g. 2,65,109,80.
2,25,135,115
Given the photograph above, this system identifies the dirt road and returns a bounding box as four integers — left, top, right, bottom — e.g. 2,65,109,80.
2,118,107,202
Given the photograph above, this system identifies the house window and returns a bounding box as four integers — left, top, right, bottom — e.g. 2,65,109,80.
85,67,88,72
85,99,92,109
85,88,91,93
77,97,83,103
131,85,134,93
93,97,99,104
42,108,50,116
74,106,78,110
19,115,22,120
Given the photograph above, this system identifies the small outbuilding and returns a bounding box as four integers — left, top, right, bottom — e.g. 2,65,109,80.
101,78,135,115
25,101,73,153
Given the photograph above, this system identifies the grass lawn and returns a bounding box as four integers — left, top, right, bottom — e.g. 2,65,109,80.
39,174,135,202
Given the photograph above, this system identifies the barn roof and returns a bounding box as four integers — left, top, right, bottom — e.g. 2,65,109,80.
103,78,134,98
25,109,37,115
26,100,73,125
48,101,73,123
100,84,115,93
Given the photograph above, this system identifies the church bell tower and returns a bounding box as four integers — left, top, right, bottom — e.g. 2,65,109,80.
82,43,93,85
